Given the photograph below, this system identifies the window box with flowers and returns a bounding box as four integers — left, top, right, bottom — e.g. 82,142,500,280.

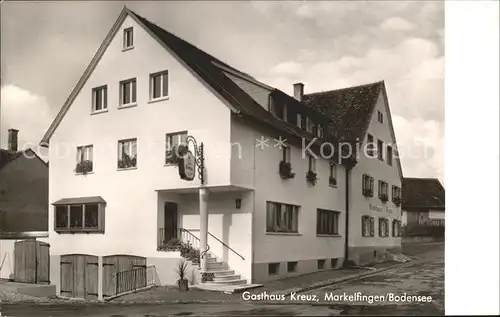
117,153,137,169
393,196,402,207
306,170,317,185
380,194,389,203
279,161,295,179
75,160,93,175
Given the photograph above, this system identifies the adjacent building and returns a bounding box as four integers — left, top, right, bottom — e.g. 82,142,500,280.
0,129,49,280
402,177,445,227
40,7,403,299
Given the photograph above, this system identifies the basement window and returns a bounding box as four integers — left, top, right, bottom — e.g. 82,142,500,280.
287,261,298,273
268,263,280,275
331,258,338,268
318,259,326,270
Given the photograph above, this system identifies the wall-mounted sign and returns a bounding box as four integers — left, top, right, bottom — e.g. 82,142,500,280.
178,150,196,181
369,204,395,213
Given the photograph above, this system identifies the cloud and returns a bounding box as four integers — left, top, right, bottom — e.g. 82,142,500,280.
270,61,304,75
380,17,416,31
0,85,53,153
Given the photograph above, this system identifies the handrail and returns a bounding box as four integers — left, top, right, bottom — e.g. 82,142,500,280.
207,232,245,261
180,228,201,242
181,228,245,261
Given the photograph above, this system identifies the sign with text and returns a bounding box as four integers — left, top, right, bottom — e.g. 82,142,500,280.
178,150,196,181
369,204,394,213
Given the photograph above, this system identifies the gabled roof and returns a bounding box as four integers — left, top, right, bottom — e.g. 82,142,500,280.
39,7,353,165
303,81,404,180
302,81,383,145
402,177,445,210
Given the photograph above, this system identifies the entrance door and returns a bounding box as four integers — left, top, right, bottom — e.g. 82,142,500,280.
164,202,178,243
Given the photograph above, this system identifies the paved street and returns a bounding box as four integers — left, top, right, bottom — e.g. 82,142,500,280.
0,243,443,316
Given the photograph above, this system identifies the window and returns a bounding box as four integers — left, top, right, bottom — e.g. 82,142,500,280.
123,27,133,49
317,124,324,138
377,139,384,161
318,259,326,270
331,258,338,268
392,186,401,202
287,261,298,273
269,96,285,120
362,216,375,237
378,181,389,201
299,114,307,131
306,117,313,133
387,145,393,166
268,263,280,275
362,174,374,197
76,145,93,174
367,134,375,157
54,203,104,233
150,71,169,100
316,209,340,235
266,202,299,233
392,219,402,237
329,163,337,186
281,146,291,163
91,86,107,112
377,110,383,123
379,218,389,237
118,139,137,169
165,131,188,164
308,155,316,172
119,78,137,106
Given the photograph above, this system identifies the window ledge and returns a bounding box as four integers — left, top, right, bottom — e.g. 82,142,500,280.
117,166,138,171
266,232,301,236
122,46,134,52
118,103,137,110
91,109,108,116
55,229,104,234
329,184,338,188
75,172,94,176
164,163,177,167
316,234,342,238
148,96,170,104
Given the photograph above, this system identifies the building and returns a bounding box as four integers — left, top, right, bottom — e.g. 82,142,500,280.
0,129,49,280
40,7,402,299
402,177,445,227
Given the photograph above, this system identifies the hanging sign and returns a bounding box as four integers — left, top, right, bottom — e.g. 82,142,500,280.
178,150,196,181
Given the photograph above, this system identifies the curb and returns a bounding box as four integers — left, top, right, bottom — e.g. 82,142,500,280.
269,258,427,297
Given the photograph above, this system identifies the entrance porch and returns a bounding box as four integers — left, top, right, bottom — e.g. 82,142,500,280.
156,186,253,286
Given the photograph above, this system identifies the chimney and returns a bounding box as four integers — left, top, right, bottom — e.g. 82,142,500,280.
293,83,304,102
8,129,19,152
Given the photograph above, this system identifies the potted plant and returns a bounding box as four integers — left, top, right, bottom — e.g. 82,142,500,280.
380,194,389,203
175,259,189,292
329,176,337,186
393,196,402,207
117,153,137,169
306,170,317,185
279,161,295,179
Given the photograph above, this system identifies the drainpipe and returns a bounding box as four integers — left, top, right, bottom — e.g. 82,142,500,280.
344,165,353,266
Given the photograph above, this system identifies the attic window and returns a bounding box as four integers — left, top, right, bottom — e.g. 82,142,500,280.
377,111,383,123
269,96,286,120
123,27,134,50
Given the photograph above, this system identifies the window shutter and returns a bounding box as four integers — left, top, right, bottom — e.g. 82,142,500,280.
370,217,374,236
361,217,365,236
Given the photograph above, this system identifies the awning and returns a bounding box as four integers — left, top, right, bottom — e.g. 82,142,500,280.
52,196,106,205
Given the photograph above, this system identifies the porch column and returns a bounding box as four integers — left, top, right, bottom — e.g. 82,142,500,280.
199,187,209,271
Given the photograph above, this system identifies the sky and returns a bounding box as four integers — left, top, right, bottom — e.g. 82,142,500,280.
0,0,444,181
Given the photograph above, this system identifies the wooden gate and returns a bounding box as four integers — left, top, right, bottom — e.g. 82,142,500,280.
102,255,146,298
60,254,98,299
13,240,50,284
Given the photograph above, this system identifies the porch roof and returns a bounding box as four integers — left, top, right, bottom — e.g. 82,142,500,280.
155,185,253,194
52,196,106,206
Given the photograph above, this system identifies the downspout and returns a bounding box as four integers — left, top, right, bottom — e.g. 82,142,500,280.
344,165,353,266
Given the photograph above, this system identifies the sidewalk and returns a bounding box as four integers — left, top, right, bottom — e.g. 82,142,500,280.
111,260,408,304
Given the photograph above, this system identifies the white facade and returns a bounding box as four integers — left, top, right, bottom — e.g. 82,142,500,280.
45,9,403,296
347,93,403,264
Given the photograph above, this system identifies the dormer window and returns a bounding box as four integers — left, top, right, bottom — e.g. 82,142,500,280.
297,114,307,130
269,96,286,120
317,125,324,138
123,27,134,50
